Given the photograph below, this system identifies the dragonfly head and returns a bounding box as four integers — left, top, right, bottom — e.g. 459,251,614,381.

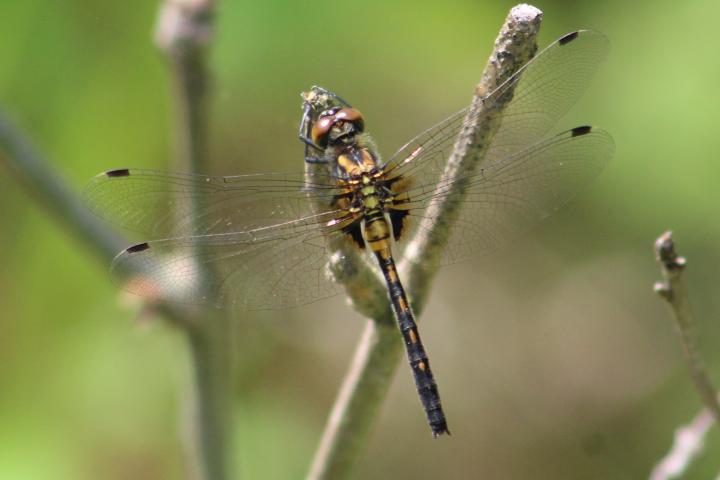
311,107,365,148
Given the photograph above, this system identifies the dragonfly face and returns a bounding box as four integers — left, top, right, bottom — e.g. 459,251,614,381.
311,107,365,149
84,30,615,437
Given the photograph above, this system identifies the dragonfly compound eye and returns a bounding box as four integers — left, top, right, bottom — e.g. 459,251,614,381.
311,108,365,148
311,113,336,147
334,108,365,133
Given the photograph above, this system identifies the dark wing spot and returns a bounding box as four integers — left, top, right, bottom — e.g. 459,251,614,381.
342,220,365,250
106,168,131,177
571,125,593,137
559,31,579,45
389,209,410,241
126,242,150,253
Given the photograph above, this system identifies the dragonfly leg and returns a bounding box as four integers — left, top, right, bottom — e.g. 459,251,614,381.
304,155,329,165
303,141,330,164
298,102,324,149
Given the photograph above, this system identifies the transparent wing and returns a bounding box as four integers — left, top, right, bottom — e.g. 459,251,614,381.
83,168,344,238
88,30,610,309
109,209,356,309
383,30,609,189
397,127,614,265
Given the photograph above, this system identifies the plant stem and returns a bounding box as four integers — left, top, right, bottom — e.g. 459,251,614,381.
401,3,543,302
0,1,231,479
155,2,233,479
306,321,401,480
654,231,720,422
184,312,235,480
306,4,543,479
0,107,125,263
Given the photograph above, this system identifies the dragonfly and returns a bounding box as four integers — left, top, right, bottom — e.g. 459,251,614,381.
84,30,614,438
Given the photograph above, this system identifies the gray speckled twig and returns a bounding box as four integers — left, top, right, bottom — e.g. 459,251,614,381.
306,5,543,480
400,3,543,307
654,231,720,423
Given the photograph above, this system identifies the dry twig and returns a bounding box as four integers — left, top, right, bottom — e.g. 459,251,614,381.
651,231,720,479
654,231,720,421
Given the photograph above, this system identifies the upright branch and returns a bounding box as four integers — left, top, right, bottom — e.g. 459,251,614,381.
0,1,230,479
653,231,720,422
155,3,235,480
155,0,215,174
306,5,543,479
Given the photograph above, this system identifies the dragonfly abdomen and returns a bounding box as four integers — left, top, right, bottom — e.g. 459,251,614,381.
373,246,450,437
361,197,450,436
362,210,392,250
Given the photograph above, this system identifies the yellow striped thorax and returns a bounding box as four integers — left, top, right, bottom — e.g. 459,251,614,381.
336,146,377,178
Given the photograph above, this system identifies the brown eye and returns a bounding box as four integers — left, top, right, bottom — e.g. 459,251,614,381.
311,114,335,147
335,108,365,132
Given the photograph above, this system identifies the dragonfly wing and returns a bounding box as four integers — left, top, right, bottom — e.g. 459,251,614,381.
110,210,353,309
399,127,614,265
83,169,342,238
384,30,609,193
381,30,611,260
482,30,610,160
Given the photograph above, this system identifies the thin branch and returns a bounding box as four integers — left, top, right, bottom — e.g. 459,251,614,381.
155,2,234,480
0,108,126,263
650,407,715,480
183,308,235,480
306,4,543,479
653,231,720,422
155,0,214,174
1,2,230,479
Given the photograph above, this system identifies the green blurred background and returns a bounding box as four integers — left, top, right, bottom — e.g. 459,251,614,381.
2,0,720,478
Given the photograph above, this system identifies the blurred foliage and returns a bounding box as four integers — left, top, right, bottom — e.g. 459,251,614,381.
1,0,720,478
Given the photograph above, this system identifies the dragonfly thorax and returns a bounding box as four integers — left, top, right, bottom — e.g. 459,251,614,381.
336,145,379,179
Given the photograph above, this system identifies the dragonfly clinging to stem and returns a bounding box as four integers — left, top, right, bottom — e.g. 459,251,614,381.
84,30,614,437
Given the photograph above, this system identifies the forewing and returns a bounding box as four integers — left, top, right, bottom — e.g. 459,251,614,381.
399,127,614,265
83,168,343,238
